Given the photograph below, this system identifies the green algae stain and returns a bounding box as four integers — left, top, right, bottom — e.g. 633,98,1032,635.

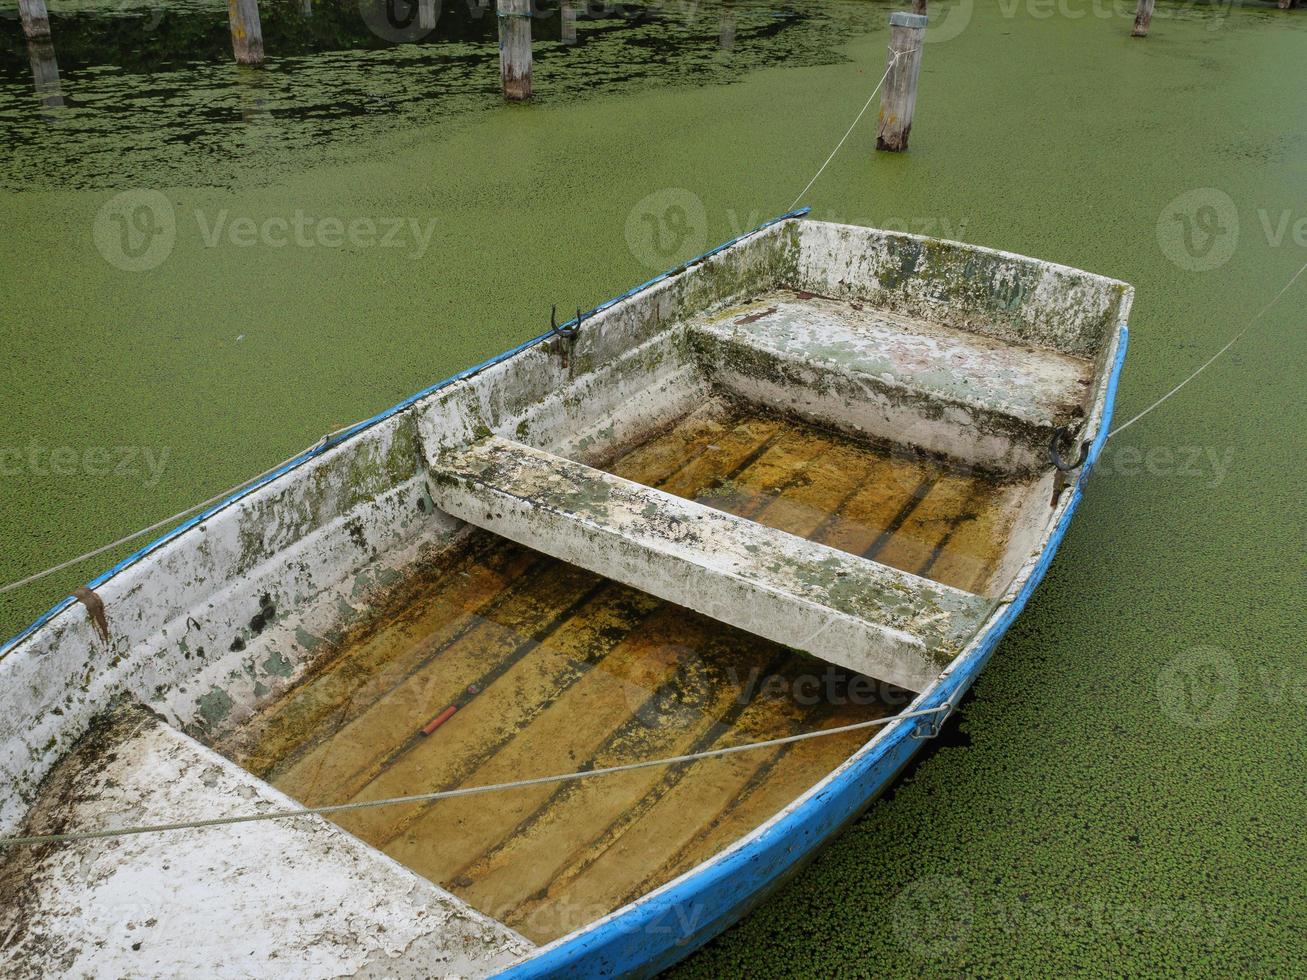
294,626,323,652
261,650,294,678
197,687,235,727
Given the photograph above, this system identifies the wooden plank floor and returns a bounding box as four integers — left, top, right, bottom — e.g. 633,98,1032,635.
227,403,1024,942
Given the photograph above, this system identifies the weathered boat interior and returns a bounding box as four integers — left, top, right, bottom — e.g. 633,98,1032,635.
0,219,1130,975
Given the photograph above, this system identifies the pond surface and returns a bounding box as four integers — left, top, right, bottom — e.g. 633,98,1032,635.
1,0,883,190
1,0,1305,975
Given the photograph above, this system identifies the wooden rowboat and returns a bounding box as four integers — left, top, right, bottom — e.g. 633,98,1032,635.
0,210,1129,977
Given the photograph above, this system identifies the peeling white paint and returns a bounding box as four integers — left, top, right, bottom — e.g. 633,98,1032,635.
0,712,531,979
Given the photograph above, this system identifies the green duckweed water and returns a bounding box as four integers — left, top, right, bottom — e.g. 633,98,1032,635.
1,0,1305,974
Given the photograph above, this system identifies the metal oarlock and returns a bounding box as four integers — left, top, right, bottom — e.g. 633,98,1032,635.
1049,425,1090,473
550,305,582,367
550,305,582,340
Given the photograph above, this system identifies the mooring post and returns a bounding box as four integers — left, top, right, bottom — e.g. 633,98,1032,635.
497,0,533,101
876,11,926,153
18,0,51,39
561,1,577,45
228,0,265,66
419,0,437,30
1131,0,1154,35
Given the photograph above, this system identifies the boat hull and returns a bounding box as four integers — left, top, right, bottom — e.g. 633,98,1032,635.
0,209,1129,979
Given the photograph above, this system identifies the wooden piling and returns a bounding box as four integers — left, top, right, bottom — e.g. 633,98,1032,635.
301,0,312,16
419,0,438,30
1131,0,1154,35
561,1,577,45
876,11,926,153
498,0,533,101
18,0,51,40
228,0,265,66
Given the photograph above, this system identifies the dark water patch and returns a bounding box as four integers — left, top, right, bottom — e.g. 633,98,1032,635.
0,0,884,192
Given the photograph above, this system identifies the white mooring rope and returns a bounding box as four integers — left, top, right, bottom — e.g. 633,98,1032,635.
0,704,951,848
787,46,912,212
0,427,352,599
1107,252,1307,437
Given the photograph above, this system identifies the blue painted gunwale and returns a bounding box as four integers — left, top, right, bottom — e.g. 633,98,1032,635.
0,208,810,660
495,326,1129,979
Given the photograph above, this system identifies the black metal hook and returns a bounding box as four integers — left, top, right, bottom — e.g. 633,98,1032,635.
550,305,582,340
1049,425,1089,473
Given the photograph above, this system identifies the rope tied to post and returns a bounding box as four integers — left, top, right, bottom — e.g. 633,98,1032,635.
786,43,919,211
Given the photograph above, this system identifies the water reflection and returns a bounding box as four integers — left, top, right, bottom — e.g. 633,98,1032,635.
25,39,64,118
0,0,885,192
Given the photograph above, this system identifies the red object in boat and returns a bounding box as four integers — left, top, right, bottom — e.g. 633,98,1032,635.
421,705,458,736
